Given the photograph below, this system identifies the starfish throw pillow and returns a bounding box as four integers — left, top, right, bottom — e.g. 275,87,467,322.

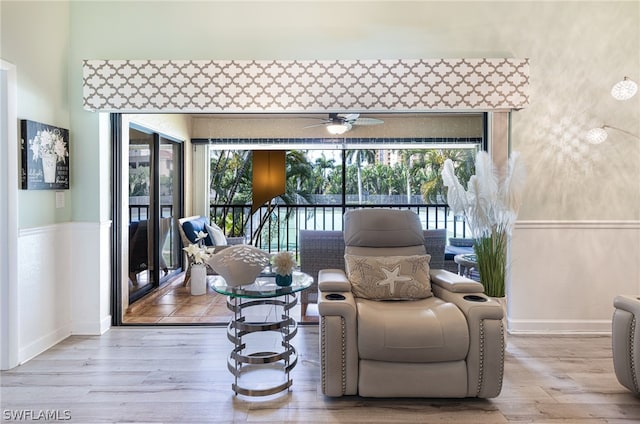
344,254,432,300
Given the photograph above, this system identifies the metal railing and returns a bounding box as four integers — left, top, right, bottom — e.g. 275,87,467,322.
129,205,174,222
210,203,468,254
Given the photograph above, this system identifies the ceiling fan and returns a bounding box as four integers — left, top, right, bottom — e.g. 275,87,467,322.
305,113,384,135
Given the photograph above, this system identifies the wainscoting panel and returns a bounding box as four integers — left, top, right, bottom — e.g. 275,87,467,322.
509,221,640,334
69,221,112,335
17,221,111,365
17,224,73,364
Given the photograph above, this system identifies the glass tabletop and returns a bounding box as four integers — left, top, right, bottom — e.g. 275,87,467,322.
460,253,477,262
209,271,313,299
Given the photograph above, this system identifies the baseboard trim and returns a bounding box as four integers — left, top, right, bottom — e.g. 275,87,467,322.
19,324,71,365
72,315,112,336
509,319,612,335
100,315,112,334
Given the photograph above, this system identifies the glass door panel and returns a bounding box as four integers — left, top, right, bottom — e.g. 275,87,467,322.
127,127,183,305
158,137,181,280
128,128,155,301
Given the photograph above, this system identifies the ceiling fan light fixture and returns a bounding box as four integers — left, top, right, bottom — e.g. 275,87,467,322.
326,122,350,135
611,77,638,100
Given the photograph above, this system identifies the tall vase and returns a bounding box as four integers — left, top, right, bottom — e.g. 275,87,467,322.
41,153,57,183
190,263,207,296
475,232,508,347
474,232,507,298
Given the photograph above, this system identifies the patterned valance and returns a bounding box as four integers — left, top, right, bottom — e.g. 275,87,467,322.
82,58,529,113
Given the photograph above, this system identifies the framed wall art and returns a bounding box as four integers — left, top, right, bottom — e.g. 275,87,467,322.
20,120,69,190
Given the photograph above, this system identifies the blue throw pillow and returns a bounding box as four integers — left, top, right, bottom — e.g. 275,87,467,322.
182,217,214,246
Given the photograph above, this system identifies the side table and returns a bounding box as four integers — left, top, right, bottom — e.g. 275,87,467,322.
210,271,313,396
454,253,477,279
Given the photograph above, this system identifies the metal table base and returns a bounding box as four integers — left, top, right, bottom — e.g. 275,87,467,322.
225,294,299,396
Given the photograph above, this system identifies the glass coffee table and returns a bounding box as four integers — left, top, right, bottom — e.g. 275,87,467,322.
210,271,313,396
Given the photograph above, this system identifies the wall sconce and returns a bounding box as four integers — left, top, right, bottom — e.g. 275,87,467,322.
585,125,640,144
252,150,286,213
611,77,638,101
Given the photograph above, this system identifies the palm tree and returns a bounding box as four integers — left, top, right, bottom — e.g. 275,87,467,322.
306,154,335,195
345,149,376,204
420,149,475,204
397,149,425,203
210,150,251,236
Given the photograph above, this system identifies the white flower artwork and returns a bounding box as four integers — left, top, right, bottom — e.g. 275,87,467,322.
20,120,70,190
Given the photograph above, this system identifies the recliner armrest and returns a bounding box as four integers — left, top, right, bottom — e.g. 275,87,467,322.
318,269,352,293
430,268,484,293
614,295,640,316
317,271,359,397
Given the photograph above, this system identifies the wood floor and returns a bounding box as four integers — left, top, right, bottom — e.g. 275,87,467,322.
2,328,639,423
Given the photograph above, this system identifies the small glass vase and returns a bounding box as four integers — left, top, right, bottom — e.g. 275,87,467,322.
275,273,292,287
190,263,207,295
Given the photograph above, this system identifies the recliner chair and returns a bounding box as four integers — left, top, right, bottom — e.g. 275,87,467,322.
318,209,505,398
612,295,640,395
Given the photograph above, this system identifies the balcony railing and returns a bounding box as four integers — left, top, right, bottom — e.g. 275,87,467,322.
210,203,468,254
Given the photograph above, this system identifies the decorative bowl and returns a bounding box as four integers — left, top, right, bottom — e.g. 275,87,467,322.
206,245,270,287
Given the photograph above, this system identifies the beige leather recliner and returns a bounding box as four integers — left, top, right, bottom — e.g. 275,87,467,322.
612,295,640,395
318,209,505,398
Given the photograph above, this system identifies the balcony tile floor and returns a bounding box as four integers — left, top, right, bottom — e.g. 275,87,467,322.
124,273,319,325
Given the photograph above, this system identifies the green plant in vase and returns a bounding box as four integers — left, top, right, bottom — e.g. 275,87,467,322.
441,151,526,298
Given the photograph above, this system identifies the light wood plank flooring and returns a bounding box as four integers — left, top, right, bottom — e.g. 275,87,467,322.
2,329,639,423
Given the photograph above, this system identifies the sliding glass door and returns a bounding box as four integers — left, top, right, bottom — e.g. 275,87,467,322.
128,125,183,303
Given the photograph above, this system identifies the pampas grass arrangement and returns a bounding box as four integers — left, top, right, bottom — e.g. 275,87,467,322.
441,151,526,297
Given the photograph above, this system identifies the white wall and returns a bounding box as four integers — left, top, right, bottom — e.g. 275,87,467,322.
1,60,19,369
1,1,74,367
17,225,72,362
510,222,640,333
1,0,71,229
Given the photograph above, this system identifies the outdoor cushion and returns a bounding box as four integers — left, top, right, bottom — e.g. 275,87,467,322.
205,222,227,246
182,217,214,246
449,237,474,247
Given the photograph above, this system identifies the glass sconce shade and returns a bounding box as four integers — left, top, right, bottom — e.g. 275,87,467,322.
611,77,638,101
585,127,608,144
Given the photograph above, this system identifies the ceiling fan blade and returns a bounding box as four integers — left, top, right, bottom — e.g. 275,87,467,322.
353,117,384,126
303,122,330,129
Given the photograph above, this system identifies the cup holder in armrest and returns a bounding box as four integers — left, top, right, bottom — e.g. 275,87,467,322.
325,293,346,301
463,295,488,302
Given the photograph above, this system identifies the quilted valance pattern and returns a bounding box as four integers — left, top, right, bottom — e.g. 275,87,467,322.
82,58,529,112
